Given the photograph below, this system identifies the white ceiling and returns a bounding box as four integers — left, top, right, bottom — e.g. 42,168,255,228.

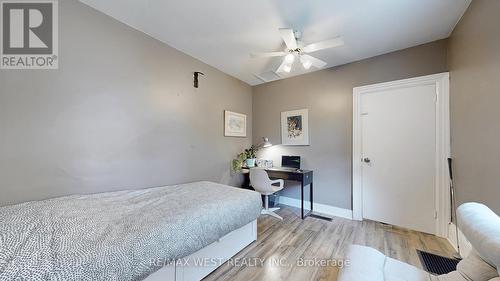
80,0,471,86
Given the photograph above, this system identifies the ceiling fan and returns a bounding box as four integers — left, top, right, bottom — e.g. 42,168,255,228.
252,28,344,74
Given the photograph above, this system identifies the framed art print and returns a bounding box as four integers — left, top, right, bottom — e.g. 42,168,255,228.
224,110,247,137
281,109,309,145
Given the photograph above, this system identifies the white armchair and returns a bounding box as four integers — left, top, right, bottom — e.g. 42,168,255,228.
338,202,500,281
249,168,284,220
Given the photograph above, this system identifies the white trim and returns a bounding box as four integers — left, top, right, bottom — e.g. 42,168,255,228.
352,72,451,238
352,85,363,221
447,222,472,258
278,196,353,220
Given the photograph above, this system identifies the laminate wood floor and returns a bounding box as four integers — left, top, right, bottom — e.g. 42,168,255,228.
204,206,455,281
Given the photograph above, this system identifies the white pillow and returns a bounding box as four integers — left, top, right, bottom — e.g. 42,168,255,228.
457,203,500,273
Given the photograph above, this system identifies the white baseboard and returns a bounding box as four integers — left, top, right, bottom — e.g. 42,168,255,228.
447,222,472,257
278,196,353,220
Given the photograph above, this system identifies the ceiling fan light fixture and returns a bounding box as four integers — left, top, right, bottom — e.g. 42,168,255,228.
284,53,295,64
283,64,292,73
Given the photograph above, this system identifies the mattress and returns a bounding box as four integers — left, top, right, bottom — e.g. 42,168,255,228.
0,181,262,281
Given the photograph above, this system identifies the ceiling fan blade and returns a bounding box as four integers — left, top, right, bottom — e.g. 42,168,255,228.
250,51,286,58
301,54,327,68
303,37,344,53
276,58,290,73
279,28,298,50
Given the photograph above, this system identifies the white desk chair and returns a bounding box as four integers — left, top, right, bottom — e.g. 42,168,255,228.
250,169,284,220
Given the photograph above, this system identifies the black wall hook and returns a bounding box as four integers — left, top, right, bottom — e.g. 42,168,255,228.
194,72,204,88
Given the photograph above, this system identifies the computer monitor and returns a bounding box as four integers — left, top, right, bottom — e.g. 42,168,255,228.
282,156,301,169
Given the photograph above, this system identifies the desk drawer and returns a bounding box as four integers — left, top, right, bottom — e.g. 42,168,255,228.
267,171,301,181
265,170,312,186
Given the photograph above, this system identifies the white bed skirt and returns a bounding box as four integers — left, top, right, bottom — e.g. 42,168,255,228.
144,219,257,281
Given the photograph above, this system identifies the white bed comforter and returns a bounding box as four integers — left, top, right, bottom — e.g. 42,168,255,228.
0,181,262,281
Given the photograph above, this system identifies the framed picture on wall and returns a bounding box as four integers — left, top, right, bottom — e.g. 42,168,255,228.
281,109,309,145
224,110,247,137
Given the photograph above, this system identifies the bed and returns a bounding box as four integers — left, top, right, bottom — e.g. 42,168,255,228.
0,181,262,281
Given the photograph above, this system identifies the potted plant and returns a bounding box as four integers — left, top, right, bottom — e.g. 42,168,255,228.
231,145,260,172
244,146,258,168
231,152,247,173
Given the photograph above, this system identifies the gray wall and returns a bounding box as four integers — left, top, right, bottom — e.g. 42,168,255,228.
448,0,500,214
253,40,448,210
4,0,493,214
0,0,252,206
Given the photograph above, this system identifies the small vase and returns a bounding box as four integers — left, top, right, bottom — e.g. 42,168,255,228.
246,158,256,168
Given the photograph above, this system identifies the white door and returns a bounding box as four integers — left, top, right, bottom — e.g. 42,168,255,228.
360,83,437,234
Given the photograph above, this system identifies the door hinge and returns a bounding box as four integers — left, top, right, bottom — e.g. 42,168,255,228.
434,210,438,219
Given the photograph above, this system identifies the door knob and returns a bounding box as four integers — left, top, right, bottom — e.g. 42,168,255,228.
363,158,371,163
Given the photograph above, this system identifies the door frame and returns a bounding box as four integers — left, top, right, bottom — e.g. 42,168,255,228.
352,72,450,237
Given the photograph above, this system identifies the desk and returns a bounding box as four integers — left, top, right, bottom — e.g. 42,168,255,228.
242,168,313,219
